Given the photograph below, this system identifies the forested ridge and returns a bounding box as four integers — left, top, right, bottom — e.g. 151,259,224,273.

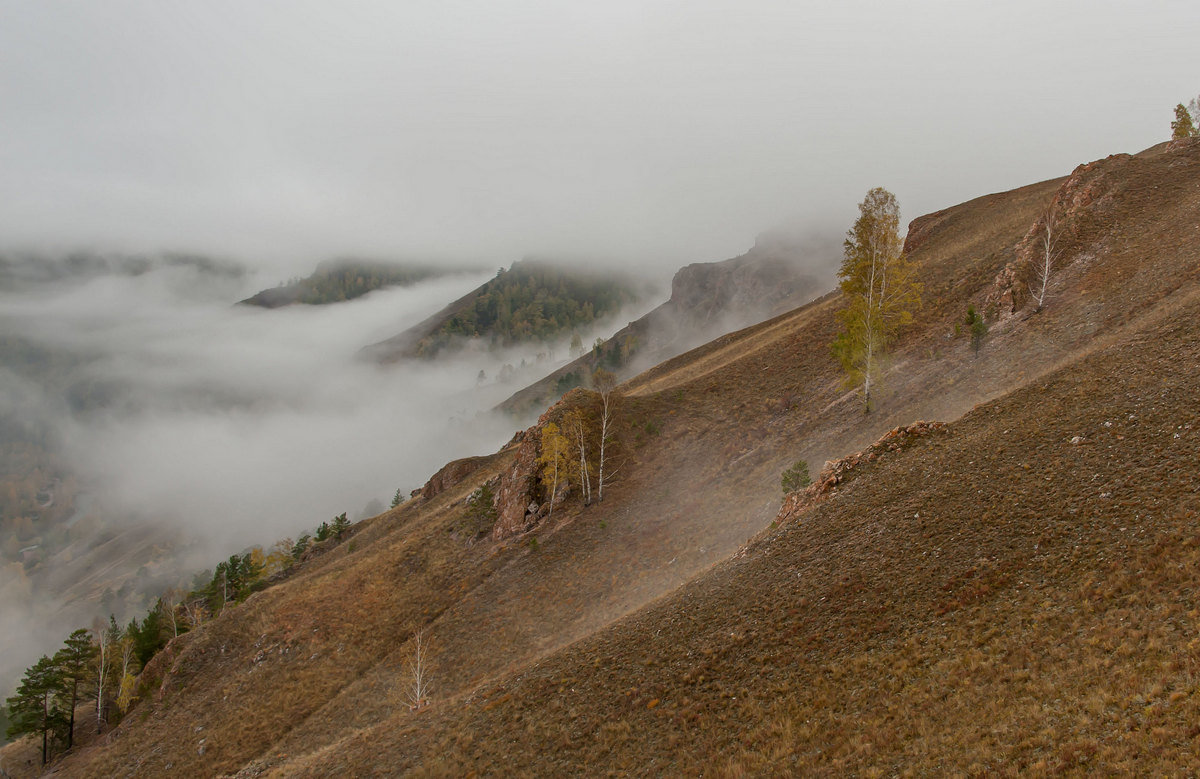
414,259,641,357
239,259,447,308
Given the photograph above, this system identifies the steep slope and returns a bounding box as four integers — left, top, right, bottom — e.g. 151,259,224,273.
351,279,1200,775
497,231,836,417
40,138,1200,777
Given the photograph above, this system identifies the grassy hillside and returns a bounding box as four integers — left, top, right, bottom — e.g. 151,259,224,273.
20,138,1200,776
365,287,1200,775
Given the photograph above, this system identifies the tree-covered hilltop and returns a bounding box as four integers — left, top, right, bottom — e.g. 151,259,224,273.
411,260,641,358
238,259,452,308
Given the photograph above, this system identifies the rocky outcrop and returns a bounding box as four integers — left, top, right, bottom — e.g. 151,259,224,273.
421,455,492,501
776,421,947,526
489,390,594,540
491,428,540,539
984,153,1133,318
903,209,954,256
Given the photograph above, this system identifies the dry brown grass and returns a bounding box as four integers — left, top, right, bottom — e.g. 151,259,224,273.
41,139,1200,777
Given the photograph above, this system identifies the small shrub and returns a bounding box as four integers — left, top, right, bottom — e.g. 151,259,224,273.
965,305,988,354
781,460,812,495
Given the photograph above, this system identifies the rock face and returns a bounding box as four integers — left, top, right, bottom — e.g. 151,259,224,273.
421,456,492,501
776,421,947,526
984,153,1133,319
491,429,540,540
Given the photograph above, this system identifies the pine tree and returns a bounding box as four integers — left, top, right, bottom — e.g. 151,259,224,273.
965,305,988,354
832,187,922,412
6,655,69,764
54,628,97,749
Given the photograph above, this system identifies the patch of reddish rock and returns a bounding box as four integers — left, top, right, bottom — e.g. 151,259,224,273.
776,421,947,526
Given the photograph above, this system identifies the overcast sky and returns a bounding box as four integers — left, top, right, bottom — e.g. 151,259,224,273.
2,1,1197,272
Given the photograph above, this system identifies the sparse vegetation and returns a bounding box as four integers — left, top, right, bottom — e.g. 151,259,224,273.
21,140,1200,779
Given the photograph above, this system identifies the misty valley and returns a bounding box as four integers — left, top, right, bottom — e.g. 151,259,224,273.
4,4,1199,775
0,253,657,701
0,241,829,725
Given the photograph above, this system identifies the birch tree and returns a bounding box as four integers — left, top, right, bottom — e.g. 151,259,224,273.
94,618,119,732
116,637,138,715
592,369,619,501
402,629,433,710
182,598,207,631
537,422,571,520
1028,209,1059,312
563,408,593,505
161,588,181,639
833,187,921,412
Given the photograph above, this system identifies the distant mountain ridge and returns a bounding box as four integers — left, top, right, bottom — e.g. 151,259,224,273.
0,251,245,290
237,258,455,308
362,258,646,362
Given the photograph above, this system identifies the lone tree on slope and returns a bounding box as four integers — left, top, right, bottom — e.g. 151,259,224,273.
592,369,619,500
832,187,921,412
1172,102,1197,139
1027,209,1060,312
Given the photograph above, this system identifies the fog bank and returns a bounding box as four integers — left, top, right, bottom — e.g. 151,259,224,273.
3,2,1197,271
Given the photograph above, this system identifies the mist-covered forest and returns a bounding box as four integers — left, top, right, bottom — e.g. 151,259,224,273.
414,260,644,357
